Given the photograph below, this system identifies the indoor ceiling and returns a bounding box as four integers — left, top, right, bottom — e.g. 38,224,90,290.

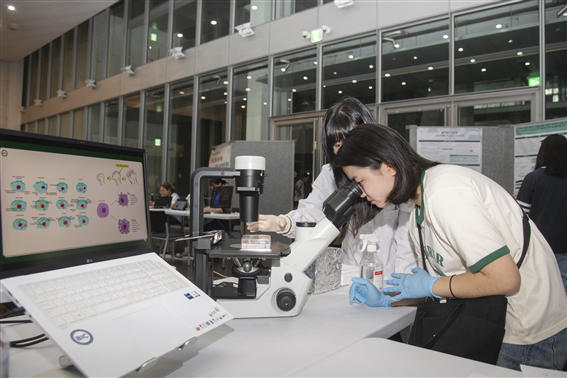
0,0,119,62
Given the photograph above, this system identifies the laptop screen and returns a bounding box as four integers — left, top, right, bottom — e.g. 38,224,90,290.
210,186,233,209
0,129,152,278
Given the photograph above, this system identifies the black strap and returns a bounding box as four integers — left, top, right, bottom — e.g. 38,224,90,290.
417,201,531,273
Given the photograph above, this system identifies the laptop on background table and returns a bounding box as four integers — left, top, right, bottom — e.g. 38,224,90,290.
0,129,233,378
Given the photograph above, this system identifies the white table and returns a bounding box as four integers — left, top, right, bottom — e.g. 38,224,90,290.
5,286,416,378
292,338,522,377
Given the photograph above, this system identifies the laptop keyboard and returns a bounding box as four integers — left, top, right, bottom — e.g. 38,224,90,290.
19,260,189,328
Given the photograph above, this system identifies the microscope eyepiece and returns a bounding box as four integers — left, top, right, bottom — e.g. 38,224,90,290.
322,181,362,230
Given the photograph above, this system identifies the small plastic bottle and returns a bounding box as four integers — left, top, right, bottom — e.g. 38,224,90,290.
359,234,383,290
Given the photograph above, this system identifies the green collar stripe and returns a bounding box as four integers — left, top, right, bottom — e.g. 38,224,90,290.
416,170,426,225
469,246,510,273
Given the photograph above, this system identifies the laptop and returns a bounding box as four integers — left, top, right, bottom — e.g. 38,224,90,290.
171,199,187,210
0,129,233,378
154,195,172,208
210,186,233,211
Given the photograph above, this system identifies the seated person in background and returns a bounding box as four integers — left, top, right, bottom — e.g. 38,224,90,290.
203,178,227,213
150,182,181,225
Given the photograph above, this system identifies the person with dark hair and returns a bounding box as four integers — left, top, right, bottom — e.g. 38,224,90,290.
332,123,567,372
517,134,567,294
293,172,311,209
153,182,181,224
247,97,417,281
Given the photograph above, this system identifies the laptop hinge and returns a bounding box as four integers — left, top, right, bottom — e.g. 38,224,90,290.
178,337,197,350
136,357,158,373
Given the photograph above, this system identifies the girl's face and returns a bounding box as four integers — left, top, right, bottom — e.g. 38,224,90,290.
333,141,343,155
159,186,171,196
343,164,397,208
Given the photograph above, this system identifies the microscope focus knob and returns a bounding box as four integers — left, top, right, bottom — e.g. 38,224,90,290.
276,289,296,312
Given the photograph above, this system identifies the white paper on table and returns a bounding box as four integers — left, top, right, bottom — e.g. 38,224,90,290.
521,365,567,378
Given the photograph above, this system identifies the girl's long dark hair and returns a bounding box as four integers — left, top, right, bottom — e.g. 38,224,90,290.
332,123,439,205
160,182,177,194
535,134,567,177
321,97,379,243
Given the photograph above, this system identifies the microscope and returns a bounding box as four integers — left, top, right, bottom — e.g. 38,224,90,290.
189,156,361,318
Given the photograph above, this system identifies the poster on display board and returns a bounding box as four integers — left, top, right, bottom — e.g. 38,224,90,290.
416,127,483,173
514,119,567,194
208,145,231,168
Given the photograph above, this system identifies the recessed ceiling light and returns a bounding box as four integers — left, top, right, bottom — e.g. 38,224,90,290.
177,33,183,38
241,105,246,108
281,68,286,72
263,102,267,105
413,56,418,60
224,92,227,95
333,72,337,75
394,43,399,48
292,89,297,92
303,76,308,80
251,5,258,10
313,61,317,65
470,59,476,63
369,86,373,89
201,96,206,99
496,24,502,29
517,52,523,56
288,98,292,101
443,35,449,39
243,98,247,101
458,47,464,52
8,5,15,10
223,81,228,85
481,68,486,72
369,65,374,69
179,91,185,94
428,67,433,70
338,90,342,94
401,82,406,85
247,75,251,79
352,80,357,83
385,73,390,77
348,55,354,59
211,20,217,25
508,39,513,43
245,88,251,91
525,62,530,66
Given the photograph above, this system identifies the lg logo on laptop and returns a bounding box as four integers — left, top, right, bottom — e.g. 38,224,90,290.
70,330,93,345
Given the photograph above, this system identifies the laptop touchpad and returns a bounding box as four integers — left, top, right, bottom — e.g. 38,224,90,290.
114,303,188,351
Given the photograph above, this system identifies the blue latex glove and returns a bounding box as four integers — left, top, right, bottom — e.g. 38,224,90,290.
383,267,442,301
349,277,392,307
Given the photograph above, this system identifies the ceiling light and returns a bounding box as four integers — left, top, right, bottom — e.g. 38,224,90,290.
241,105,246,108
369,65,374,69
413,56,417,60
179,91,185,94
338,91,342,94
211,20,217,25
288,98,292,101
470,59,476,62
385,73,390,77
247,75,251,79
224,92,227,95
508,39,513,43
443,35,448,39
8,5,15,10
281,68,286,72
349,55,354,59
243,98,247,101
303,76,308,80
246,88,251,91
177,33,183,38
394,43,400,48
223,81,228,84
333,72,337,75
313,62,317,65
458,47,464,52
369,86,373,89
496,24,502,29
292,89,297,92
401,82,406,85
263,102,267,105
481,68,486,72
251,5,258,10
352,80,357,83
517,52,523,55
428,67,433,70
525,62,530,66
201,96,206,99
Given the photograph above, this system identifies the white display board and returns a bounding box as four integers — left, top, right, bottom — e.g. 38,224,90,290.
417,127,483,173
514,119,567,194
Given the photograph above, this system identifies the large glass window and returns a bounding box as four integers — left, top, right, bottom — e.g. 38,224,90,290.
235,0,271,28
38,119,46,135
545,0,567,119
104,99,120,145
29,51,38,104
127,0,146,68
454,2,540,94
91,11,107,81
168,80,194,195
49,38,61,99
197,72,228,168
75,21,89,90
382,20,449,102
459,101,531,126
87,103,101,142
275,0,317,20
172,0,196,51
62,29,75,92
148,0,169,63
60,113,70,138
39,46,49,100
73,108,85,139
323,35,376,109
108,1,125,77
200,0,230,44
145,88,166,194
124,94,141,148
387,109,445,141
272,49,317,116
233,61,269,140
